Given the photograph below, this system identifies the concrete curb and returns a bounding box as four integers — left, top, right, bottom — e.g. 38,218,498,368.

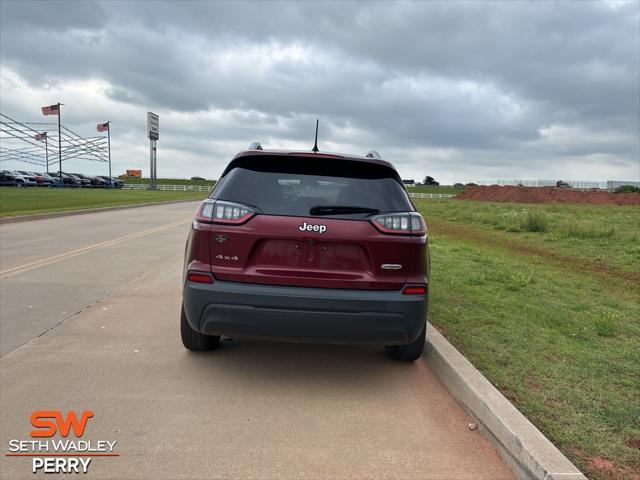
424,323,587,480
0,199,201,224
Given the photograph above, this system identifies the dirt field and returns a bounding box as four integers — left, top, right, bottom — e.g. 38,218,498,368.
457,186,640,205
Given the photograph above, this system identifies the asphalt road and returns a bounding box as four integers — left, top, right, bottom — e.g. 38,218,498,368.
0,202,514,479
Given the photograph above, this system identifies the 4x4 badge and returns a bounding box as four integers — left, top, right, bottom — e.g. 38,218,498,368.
215,254,238,261
298,222,327,234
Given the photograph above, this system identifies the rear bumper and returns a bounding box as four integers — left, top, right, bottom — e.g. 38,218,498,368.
183,279,427,345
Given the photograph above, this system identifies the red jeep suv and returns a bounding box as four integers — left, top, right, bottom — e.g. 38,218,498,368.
181,146,429,361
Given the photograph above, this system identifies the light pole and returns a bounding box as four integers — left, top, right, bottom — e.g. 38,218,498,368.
97,121,112,186
107,122,112,183
44,133,49,174
57,103,62,183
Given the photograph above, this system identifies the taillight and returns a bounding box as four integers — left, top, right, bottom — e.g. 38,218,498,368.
370,212,426,235
212,200,256,224
403,285,426,295
187,272,214,284
195,200,216,223
194,200,256,225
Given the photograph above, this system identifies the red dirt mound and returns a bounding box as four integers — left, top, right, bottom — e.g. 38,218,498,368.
457,186,640,205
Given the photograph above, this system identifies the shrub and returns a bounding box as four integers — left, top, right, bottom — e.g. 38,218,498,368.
614,185,640,193
521,210,549,232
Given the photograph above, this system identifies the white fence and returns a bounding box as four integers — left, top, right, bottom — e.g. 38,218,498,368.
122,184,456,199
409,193,455,199
476,179,640,190
123,184,211,192
476,179,606,189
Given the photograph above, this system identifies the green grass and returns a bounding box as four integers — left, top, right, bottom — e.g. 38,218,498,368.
120,177,216,187
418,199,640,274
415,199,640,479
0,187,207,217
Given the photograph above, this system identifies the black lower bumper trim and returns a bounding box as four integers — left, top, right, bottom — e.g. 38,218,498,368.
183,280,427,345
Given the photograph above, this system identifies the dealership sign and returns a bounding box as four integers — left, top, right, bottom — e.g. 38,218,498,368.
147,112,159,140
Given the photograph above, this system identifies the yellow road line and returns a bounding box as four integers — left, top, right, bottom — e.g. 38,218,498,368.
0,220,187,279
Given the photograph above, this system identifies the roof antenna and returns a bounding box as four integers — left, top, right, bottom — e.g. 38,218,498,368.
312,119,319,153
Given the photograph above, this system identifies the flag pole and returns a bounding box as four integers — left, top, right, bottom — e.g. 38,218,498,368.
44,133,49,174
107,121,112,186
57,103,62,184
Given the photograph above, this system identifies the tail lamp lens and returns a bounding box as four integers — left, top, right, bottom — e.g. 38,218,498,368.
194,200,256,225
187,272,214,284
370,212,426,235
403,285,427,295
195,200,216,223
213,201,254,224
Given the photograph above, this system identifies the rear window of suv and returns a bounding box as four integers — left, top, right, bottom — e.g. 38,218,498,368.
212,155,413,219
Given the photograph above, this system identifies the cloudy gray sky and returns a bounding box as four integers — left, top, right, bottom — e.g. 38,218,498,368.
1,0,638,183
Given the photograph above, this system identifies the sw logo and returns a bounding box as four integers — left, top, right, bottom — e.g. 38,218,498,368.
31,410,94,438
6,410,118,475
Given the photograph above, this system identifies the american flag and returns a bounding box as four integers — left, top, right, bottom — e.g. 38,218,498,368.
34,132,46,141
97,122,109,132
41,104,60,116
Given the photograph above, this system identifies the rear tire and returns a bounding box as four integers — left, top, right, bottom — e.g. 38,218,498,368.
385,324,426,361
181,305,220,351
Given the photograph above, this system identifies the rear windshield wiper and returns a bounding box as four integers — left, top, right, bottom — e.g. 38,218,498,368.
310,205,380,216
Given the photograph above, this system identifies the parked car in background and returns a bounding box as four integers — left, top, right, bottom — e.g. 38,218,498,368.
10,170,38,187
17,170,42,184
1,169,132,187
54,172,82,186
97,176,124,188
0,170,36,187
35,172,61,184
7,171,37,187
60,172,90,186
0,171,28,187
90,175,108,187
0,171,15,186
18,170,55,186
72,173,107,187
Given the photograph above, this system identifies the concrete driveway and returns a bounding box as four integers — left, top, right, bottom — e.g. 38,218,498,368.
0,202,513,479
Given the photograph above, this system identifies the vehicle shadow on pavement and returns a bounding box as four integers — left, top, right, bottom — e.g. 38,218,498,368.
179,338,416,390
